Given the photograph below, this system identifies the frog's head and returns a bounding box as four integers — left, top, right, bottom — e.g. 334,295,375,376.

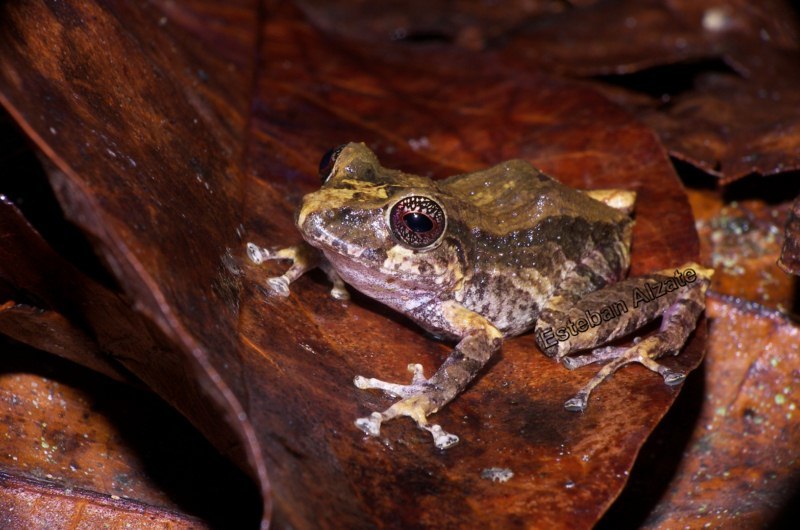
296,142,466,303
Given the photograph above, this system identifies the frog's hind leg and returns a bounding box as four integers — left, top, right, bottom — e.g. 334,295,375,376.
563,331,691,412
561,344,629,370
353,301,502,449
536,263,712,411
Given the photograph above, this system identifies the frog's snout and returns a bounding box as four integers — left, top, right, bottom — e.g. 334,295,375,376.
296,194,340,249
295,191,322,232
296,204,322,239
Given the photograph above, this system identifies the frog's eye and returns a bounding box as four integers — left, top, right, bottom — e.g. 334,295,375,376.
318,144,347,184
389,196,446,250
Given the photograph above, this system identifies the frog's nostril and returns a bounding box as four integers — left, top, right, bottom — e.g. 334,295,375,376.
296,208,331,244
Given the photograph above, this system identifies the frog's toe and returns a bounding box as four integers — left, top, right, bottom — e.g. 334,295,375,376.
330,284,350,300
663,370,686,386
354,410,459,449
353,363,428,398
564,393,588,412
266,276,291,297
564,335,687,412
427,424,460,449
325,269,350,301
355,412,383,437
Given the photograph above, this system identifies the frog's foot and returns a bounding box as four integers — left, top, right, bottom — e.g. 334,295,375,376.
354,364,460,449
564,334,686,412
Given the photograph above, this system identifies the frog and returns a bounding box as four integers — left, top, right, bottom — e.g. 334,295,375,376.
247,142,712,450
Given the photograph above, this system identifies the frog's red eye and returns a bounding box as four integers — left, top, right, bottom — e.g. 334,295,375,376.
389,196,446,249
319,144,347,184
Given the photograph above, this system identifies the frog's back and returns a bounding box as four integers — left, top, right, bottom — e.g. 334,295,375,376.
443,160,633,336
440,159,628,233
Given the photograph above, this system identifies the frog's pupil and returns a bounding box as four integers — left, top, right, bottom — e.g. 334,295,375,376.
404,212,433,233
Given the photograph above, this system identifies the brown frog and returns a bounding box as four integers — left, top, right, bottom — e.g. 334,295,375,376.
248,142,712,449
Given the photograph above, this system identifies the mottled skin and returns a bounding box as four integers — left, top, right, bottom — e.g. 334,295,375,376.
248,142,712,449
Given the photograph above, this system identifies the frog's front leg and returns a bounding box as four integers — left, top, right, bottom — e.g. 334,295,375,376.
246,242,348,299
535,263,713,412
354,300,502,449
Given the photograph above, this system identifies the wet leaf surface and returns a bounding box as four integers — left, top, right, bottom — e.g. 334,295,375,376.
597,293,800,530
242,3,702,528
599,293,800,528
643,293,800,528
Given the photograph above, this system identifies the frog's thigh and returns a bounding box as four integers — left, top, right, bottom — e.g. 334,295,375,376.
536,263,712,360
536,263,712,411
583,189,636,214
354,301,502,449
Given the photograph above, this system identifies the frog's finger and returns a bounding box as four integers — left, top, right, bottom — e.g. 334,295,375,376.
322,263,350,300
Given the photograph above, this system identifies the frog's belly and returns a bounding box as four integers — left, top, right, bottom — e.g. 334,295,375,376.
459,271,545,337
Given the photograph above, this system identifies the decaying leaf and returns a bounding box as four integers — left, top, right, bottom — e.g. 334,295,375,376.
688,189,795,311
292,1,800,182
0,341,260,527
294,0,567,49
644,293,800,527
778,195,800,275
0,0,268,517
637,50,800,182
499,0,800,181
0,198,138,384
0,472,204,530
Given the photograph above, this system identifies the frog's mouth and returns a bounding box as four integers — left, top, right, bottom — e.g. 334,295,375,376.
296,208,386,265
319,246,441,313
